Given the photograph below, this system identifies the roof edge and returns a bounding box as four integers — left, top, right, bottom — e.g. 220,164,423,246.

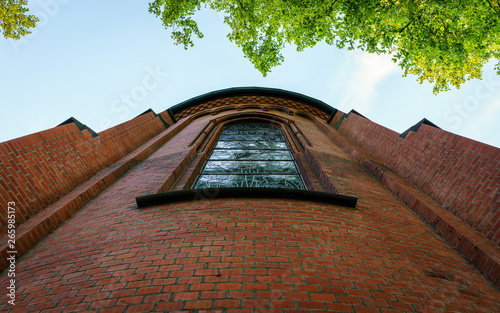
169,87,336,116
58,117,99,138
400,118,440,139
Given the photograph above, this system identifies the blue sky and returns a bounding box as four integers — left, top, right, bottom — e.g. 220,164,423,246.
1,1,499,148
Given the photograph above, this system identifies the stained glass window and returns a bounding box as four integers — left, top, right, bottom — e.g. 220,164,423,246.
193,123,306,189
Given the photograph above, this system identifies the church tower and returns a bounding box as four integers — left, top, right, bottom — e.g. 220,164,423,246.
1,87,499,312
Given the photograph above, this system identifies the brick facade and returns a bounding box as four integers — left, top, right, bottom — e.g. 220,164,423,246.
0,88,499,312
334,113,500,246
0,112,168,236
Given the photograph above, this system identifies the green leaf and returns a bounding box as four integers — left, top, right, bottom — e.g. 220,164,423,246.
0,0,38,40
148,0,499,93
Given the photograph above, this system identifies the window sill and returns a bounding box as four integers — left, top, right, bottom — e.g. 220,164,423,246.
136,187,357,209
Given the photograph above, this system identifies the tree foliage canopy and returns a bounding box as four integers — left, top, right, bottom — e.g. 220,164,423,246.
0,0,38,40
149,0,500,93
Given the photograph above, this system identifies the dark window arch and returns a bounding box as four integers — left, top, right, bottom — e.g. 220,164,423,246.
193,123,305,189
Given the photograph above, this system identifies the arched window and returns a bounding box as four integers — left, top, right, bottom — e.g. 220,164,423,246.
193,123,305,189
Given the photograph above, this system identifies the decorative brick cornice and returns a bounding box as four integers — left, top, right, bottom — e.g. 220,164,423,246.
171,88,332,121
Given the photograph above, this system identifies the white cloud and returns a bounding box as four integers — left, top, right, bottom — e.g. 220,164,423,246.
465,97,500,141
338,52,398,114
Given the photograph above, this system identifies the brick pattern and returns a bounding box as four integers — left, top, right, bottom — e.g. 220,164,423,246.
0,112,167,236
159,108,500,288
1,93,499,312
174,95,331,121
1,145,498,311
329,110,346,127
337,113,500,246
158,110,175,126
314,117,500,288
0,117,194,272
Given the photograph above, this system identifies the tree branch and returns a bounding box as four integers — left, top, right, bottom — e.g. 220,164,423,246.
484,0,500,15
398,20,413,33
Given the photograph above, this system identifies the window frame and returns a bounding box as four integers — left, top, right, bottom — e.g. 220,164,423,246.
192,122,307,190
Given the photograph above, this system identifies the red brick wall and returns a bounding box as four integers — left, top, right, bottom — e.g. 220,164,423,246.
1,112,498,311
0,112,167,235
158,110,175,125
336,113,500,246
329,109,346,127
0,95,498,312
